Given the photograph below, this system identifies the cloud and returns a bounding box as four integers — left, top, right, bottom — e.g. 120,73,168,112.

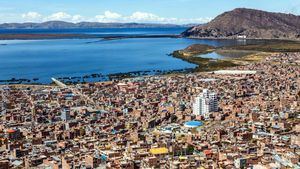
180,17,213,23
93,11,210,24
44,12,72,21
72,15,84,22
104,11,122,19
95,11,122,22
129,12,163,22
126,11,212,24
18,11,211,24
21,12,42,22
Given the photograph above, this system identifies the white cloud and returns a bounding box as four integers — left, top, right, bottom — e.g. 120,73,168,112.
178,17,213,24
93,11,210,24
95,11,122,22
9,11,212,24
44,12,72,21
129,12,163,22
104,11,122,19
72,15,84,22
21,12,42,22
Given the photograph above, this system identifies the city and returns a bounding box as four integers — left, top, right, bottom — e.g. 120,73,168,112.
0,52,299,168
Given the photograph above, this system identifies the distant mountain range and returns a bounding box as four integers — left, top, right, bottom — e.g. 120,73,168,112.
182,8,300,39
0,21,195,29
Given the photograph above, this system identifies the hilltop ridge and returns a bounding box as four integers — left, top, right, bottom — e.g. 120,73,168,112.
182,8,300,39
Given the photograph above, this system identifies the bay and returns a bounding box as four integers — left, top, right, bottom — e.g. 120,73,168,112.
0,28,261,84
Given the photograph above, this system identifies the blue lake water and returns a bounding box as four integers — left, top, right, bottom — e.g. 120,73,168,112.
0,28,263,84
198,52,225,59
0,28,186,36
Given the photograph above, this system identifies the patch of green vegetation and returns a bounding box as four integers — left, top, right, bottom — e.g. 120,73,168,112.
173,48,238,72
215,50,258,58
172,40,300,72
223,40,300,52
173,44,215,58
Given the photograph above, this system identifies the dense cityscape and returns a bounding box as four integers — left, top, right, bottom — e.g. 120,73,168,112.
0,52,299,169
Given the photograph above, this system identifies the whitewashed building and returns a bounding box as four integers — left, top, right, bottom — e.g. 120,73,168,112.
193,89,218,118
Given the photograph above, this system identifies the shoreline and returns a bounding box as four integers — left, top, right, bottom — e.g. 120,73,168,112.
171,39,300,71
1,33,300,41
0,72,195,87
0,49,273,87
0,33,180,40
0,51,273,88
185,36,300,42
1,37,300,86
172,44,268,72
0,68,196,86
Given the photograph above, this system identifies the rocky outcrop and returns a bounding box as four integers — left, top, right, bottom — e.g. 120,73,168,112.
182,8,300,39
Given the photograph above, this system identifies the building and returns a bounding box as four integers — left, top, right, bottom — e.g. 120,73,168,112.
291,135,300,146
213,70,257,75
61,109,71,121
234,158,247,169
237,35,247,39
193,89,218,118
7,129,22,141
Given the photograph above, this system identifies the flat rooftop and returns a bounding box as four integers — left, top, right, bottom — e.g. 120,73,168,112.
212,70,257,75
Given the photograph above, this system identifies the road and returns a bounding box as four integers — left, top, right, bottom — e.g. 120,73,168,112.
51,78,99,110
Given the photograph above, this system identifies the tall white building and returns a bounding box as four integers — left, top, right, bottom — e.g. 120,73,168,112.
193,89,218,118
61,108,71,121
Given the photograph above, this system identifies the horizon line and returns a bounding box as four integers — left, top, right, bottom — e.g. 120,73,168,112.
0,20,202,26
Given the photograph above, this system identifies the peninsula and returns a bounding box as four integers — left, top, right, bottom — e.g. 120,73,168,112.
172,40,300,71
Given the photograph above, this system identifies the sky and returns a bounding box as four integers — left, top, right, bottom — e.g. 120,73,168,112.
0,0,299,24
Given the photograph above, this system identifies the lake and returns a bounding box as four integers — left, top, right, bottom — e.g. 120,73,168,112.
0,28,261,84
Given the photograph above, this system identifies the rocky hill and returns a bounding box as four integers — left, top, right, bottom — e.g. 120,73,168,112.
182,8,300,39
